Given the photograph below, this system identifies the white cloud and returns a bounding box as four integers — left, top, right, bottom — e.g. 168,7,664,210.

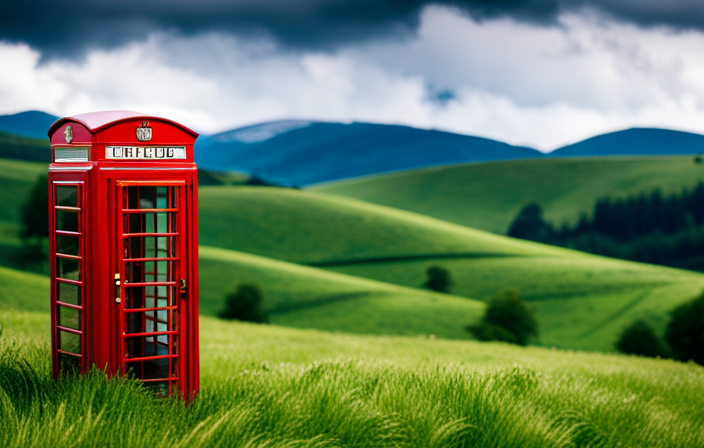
2,6,704,151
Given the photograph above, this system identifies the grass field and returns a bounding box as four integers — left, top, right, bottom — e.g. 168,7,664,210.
1,266,704,447
199,246,484,339
198,186,562,264
197,184,704,351
2,157,703,352
314,156,704,234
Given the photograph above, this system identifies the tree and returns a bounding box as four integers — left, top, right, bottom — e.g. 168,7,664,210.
423,265,452,293
218,283,269,323
467,289,538,346
616,320,666,358
20,174,49,239
665,292,704,365
507,203,552,242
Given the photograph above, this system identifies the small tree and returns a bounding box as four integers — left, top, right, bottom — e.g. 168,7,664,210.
423,265,452,293
467,289,538,346
665,292,704,365
507,203,553,242
219,283,269,323
616,320,666,358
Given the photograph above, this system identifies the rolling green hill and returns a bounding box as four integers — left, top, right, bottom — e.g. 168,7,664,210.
0,130,51,163
198,185,704,351
199,246,484,339
198,185,567,264
313,156,704,235
3,158,703,352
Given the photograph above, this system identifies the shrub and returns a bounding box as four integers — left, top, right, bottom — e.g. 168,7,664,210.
467,289,538,346
665,292,704,365
616,320,666,358
423,265,452,293
218,283,269,323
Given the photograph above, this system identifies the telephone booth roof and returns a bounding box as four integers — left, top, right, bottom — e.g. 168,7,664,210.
48,110,199,138
48,111,199,163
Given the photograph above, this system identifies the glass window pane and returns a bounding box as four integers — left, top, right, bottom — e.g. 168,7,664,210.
139,186,156,209
56,235,79,256
56,186,78,208
59,331,81,354
56,210,78,232
142,358,170,380
125,286,145,310
157,213,168,233
57,257,80,281
127,186,139,209
124,335,170,359
57,282,80,306
58,305,81,330
156,187,168,209
58,353,81,375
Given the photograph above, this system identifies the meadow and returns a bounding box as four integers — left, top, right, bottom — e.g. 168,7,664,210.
2,280,704,447
314,156,704,234
5,156,704,351
2,155,704,446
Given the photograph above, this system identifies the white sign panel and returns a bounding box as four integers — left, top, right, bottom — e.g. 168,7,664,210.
106,146,186,160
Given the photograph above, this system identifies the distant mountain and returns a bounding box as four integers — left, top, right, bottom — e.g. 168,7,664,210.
0,111,58,140
194,121,541,186
550,128,704,157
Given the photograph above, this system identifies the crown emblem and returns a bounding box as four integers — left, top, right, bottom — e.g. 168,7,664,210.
136,121,152,142
63,125,73,143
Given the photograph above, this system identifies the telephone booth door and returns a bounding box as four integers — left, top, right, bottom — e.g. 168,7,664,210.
115,181,188,397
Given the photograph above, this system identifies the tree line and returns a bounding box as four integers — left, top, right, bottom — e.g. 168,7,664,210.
508,181,704,271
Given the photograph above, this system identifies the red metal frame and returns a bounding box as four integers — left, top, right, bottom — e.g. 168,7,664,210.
47,111,199,401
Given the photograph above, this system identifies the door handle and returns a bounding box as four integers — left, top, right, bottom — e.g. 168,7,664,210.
115,273,121,304
179,278,187,294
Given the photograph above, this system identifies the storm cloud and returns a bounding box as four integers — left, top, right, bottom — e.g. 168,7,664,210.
0,0,556,58
3,0,703,59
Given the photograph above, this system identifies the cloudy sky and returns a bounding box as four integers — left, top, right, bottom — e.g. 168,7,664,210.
2,0,704,150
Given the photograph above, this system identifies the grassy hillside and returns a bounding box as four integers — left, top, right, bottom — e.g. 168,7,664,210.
327,256,704,350
2,158,702,351
198,186,566,264
1,272,703,447
314,156,704,235
0,131,51,163
198,185,704,350
199,246,484,339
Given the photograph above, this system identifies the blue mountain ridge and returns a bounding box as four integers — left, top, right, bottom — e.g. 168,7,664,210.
194,121,541,185
3,111,704,186
0,111,59,139
549,127,704,157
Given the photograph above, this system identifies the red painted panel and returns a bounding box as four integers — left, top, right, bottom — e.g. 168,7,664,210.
50,122,92,145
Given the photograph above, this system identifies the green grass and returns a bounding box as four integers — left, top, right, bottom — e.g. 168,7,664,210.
0,158,46,225
198,185,704,351
326,255,704,351
0,131,51,163
2,157,702,352
200,246,484,339
198,186,565,264
313,156,704,234
1,272,704,447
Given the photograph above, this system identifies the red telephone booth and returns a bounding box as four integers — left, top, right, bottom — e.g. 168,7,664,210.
47,111,199,400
